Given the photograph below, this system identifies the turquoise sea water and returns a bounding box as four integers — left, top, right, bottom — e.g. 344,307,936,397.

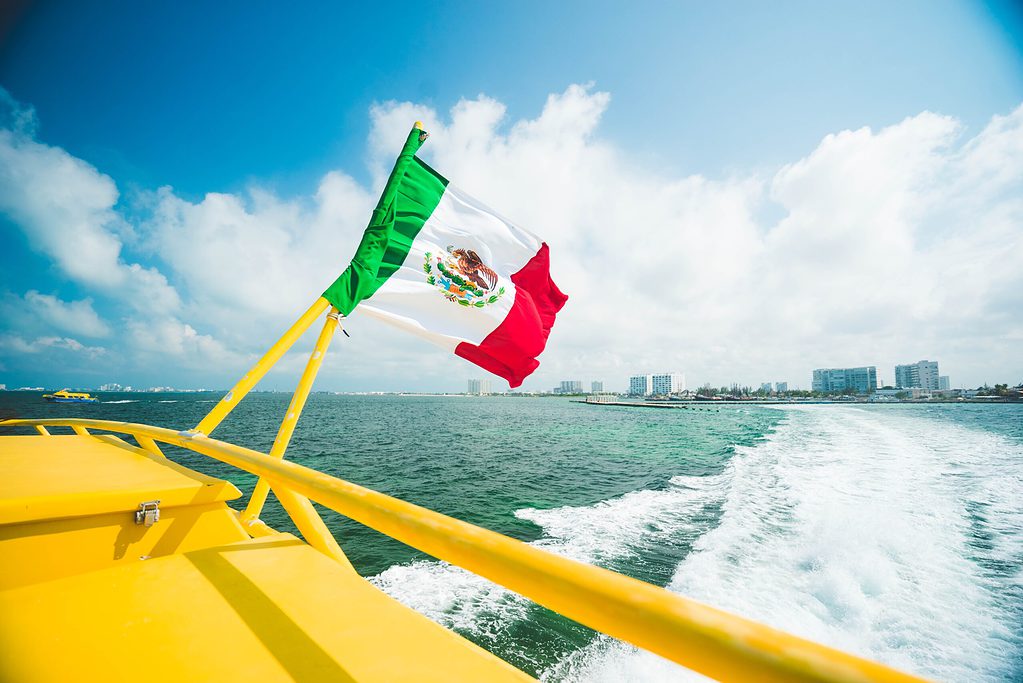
1,394,1020,681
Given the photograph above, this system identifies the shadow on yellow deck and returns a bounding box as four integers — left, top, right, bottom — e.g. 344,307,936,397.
0,534,530,682
0,424,932,682
0,433,529,681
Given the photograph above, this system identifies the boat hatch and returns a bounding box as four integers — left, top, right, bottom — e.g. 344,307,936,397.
0,434,248,589
0,434,240,524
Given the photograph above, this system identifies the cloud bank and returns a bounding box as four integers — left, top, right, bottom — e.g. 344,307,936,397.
0,85,1020,390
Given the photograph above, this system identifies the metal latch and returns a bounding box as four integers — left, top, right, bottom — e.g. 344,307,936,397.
135,500,160,527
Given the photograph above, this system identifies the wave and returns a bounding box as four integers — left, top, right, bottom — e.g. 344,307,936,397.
369,406,1021,681
157,400,178,403
370,473,729,650
549,406,1023,682
103,400,138,404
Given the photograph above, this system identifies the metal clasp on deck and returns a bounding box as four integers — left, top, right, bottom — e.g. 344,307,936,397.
135,500,160,527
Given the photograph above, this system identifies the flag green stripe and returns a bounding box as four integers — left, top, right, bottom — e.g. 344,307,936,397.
323,128,448,315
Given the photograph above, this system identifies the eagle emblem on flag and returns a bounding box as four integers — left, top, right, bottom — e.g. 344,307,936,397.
423,248,506,308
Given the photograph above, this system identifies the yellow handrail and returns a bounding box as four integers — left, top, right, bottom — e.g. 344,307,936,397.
0,417,929,683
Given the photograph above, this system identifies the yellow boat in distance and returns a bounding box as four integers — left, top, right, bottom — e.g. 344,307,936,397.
41,388,99,403
0,296,931,683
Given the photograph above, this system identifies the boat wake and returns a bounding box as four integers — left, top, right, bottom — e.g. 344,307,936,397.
547,407,1023,682
103,400,138,404
371,473,728,658
372,407,1023,682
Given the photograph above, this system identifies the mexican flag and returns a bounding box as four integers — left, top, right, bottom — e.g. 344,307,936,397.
323,125,567,388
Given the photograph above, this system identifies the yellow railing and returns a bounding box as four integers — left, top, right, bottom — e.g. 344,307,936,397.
0,416,928,683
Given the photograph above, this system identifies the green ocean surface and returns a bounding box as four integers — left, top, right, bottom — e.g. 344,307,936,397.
1,393,1020,682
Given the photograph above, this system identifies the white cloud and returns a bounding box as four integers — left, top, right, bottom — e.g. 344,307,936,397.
23,290,111,338
355,89,1022,389
140,172,375,345
1,86,1020,389
0,334,105,359
0,334,36,355
0,103,180,314
124,317,239,366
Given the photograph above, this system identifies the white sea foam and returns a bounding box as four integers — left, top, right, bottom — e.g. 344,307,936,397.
517,472,728,565
370,558,532,647
370,473,728,648
370,406,1021,681
103,399,138,404
548,407,1023,683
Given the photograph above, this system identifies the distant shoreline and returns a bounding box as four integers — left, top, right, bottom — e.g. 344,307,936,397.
2,389,1019,405
572,399,1022,408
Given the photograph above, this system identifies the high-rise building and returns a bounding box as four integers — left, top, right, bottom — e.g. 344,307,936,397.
467,379,492,395
775,382,788,393
591,381,603,393
760,382,773,393
629,374,653,396
651,372,685,395
812,367,878,393
939,375,950,391
895,360,940,390
560,380,583,394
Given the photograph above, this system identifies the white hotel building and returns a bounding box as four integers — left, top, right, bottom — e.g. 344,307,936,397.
467,379,492,395
812,367,878,393
629,375,652,396
894,360,941,391
630,373,685,396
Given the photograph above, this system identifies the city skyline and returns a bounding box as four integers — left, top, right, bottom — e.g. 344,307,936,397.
6,362,1016,396
6,354,1011,395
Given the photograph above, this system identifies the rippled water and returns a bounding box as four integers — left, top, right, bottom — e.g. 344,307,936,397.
1,393,1020,681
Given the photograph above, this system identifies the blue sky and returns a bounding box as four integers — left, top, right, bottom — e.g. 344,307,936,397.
1,1,1021,391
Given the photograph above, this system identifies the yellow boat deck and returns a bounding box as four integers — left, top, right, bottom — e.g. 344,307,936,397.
0,434,531,682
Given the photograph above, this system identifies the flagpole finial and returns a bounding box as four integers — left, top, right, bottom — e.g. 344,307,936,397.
414,121,429,143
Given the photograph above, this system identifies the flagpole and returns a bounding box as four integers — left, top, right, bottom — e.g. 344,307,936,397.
242,307,341,522
194,296,331,436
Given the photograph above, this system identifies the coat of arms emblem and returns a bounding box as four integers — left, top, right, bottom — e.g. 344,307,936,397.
423,247,506,308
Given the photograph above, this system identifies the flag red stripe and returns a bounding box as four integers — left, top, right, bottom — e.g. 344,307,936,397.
455,243,568,388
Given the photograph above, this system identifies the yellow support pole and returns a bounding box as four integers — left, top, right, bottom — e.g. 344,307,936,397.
269,482,354,571
136,435,166,457
34,425,50,436
243,308,341,521
238,515,278,538
71,426,90,436
195,297,330,436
